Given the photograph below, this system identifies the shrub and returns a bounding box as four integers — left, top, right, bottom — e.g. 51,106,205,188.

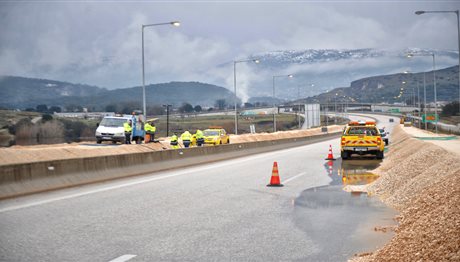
42,114,53,122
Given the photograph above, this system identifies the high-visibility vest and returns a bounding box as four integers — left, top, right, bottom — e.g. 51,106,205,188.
145,123,154,132
170,135,178,145
151,126,156,133
196,129,204,139
124,122,132,133
181,131,192,141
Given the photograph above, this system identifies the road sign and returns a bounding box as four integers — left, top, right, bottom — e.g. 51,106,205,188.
390,108,400,113
422,114,438,123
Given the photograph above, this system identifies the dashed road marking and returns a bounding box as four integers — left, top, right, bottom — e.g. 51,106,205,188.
109,254,137,262
282,172,308,184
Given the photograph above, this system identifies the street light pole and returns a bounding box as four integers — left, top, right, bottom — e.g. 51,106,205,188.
416,10,460,114
407,52,438,133
162,104,171,137
297,85,301,129
334,93,338,125
432,53,438,133
142,21,180,118
233,59,259,135
424,72,427,130
417,80,421,128
272,74,293,132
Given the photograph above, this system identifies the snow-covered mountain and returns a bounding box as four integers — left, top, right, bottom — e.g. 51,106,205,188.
242,48,458,101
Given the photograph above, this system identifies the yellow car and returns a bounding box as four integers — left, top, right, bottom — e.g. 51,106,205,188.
340,121,385,160
203,127,230,145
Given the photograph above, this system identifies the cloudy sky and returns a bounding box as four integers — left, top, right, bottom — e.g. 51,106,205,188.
0,0,459,99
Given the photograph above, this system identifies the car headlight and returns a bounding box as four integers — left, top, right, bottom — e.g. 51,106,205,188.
96,131,101,136
116,132,124,136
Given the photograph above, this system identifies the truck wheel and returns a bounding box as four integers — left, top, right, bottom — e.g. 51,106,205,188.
341,151,349,160
96,139,102,144
376,151,384,159
385,140,388,146
227,138,230,144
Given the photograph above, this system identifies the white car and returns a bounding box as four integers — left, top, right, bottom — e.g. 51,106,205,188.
95,116,132,144
379,128,389,145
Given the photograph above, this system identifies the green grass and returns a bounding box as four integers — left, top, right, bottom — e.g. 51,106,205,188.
0,110,40,128
153,114,299,137
440,115,460,125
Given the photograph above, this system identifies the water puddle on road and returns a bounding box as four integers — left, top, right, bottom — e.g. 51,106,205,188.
293,157,398,261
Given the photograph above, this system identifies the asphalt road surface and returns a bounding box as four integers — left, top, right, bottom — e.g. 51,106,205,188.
0,114,397,262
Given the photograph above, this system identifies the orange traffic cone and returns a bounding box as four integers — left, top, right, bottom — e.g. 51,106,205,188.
325,145,336,160
267,161,284,187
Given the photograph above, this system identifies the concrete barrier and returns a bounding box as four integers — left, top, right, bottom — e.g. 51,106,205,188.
0,132,340,199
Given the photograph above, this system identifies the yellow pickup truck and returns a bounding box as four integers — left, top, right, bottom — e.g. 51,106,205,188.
340,121,385,160
203,126,230,145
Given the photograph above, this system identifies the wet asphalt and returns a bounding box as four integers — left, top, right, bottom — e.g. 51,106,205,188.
0,114,398,261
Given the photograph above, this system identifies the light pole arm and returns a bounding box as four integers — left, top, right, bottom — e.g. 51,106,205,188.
143,22,179,28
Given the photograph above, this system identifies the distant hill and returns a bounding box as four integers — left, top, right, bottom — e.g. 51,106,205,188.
102,82,236,108
246,48,458,100
0,76,107,108
300,66,459,104
0,77,235,109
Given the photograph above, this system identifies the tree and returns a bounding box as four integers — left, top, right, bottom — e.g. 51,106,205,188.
65,104,83,112
147,105,166,116
194,105,202,112
105,104,118,112
441,101,459,117
36,104,48,113
119,101,139,115
179,103,194,113
215,99,227,110
49,106,62,113
41,114,53,122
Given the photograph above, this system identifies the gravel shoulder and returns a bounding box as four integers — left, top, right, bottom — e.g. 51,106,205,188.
350,125,460,261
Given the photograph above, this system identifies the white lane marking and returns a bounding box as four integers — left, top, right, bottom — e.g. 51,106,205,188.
0,138,339,213
282,172,308,184
109,254,137,262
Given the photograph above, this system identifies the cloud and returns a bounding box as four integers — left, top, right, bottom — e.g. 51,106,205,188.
0,1,458,102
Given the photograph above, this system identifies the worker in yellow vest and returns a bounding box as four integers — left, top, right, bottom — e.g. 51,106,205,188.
144,121,156,143
181,130,192,148
196,129,204,147
170,133,179,149
191,133,197,147
123,119,132,144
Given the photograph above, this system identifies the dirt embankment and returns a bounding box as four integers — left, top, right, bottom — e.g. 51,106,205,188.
351,125,460,261
0,125,343,166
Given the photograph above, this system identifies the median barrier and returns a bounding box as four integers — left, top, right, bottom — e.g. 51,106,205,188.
0,132,340,199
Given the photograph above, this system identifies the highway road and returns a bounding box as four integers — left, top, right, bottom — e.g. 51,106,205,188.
0,114,397,261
